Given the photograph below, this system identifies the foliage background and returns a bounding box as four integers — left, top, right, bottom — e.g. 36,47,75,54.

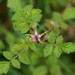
0,0,75,75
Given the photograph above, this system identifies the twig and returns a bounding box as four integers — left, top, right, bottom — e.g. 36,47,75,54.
41,42,61,47
10,49,25,62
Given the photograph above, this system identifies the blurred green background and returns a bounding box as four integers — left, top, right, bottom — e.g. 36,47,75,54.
0,0,75,75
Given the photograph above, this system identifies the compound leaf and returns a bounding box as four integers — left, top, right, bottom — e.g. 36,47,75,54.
11,59,20,69
44,45,53,57
0,61,10,74
48,31,56,43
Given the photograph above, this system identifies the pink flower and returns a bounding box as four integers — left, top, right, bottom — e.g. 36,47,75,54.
29,30,47,43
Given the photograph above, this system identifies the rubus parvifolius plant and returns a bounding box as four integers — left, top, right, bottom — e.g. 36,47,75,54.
45,7,75,36
0,3,75,75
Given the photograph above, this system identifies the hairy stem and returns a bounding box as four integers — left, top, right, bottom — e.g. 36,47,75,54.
10,49,25,62
41,42,61,47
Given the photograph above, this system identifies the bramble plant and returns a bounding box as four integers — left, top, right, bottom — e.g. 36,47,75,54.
0,0,75,75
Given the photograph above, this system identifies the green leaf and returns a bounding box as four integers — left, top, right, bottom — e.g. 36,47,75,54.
30,43,36,51
53,27,60,36
11,59,20,69
13,21,29,33
46,55,58,67
10,44,27,54
56,35,63,45
48,31,56,43
0,61,10,74
62,42,74,53
18,38,26,44
5,32,15,45
44,45,53,57
31,9,42,22
16,39,28,50
30,21,38,27
30,53,39,65
12,5,42,33
7,0,22,11
25,35,31,44
21,25,29,33
3,51,13,60
18,51,31,64
52,12,62,21
54,47,62,57
11,44,23,51
33,66,47,75
60,22,68,29
51,65,61,75
63,7,75,20
24,5,33,13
